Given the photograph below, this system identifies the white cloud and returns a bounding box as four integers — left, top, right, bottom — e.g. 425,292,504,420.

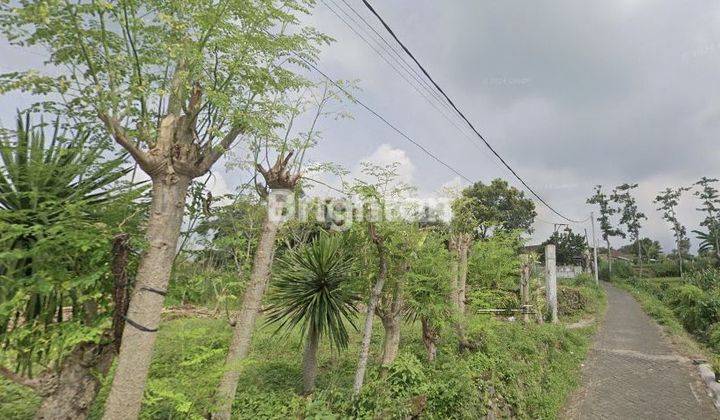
354,143,416,185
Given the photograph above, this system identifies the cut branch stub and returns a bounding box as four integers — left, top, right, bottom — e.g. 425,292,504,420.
255,150,301,198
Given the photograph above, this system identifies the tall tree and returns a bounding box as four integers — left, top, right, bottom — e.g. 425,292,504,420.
0,2,327,418
348,162,412,395
587,185,624,273
461,178,536,239
449,196,477,315
694,177,720,261
214,82,344,418
655,187,691,277
611,183,647,270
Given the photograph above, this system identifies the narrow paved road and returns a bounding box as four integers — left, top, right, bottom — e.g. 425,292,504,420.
563,282,718,419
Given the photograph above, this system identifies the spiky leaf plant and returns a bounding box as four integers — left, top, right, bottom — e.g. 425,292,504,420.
265,233,359,393
0,113,133,375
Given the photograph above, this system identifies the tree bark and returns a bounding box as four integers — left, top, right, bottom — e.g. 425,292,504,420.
212,217,280,419
301,328,320,395
606,239,612,275
379,312,401,368
353,224,387,396
677,242,684,277
421,317,438,362
33,344,115,420
449,238,459,308
103,176,190,420
457,235,470,315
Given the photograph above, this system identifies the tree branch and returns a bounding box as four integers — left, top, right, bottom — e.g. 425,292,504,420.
98,112,151,169
196,124,244,174
0,366,41,390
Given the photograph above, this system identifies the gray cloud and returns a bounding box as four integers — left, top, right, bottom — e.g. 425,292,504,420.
2,0,719,252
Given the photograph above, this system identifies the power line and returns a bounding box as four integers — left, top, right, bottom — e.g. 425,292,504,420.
321,0,509,182
295,54,474,184
319,0,465,137
358,0,584,224
333,0,452,111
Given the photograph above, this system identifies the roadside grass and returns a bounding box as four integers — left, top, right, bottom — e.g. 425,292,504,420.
609,277,711,359
2,279,605,419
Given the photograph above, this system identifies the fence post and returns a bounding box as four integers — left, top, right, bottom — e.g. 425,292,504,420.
545,244,558,324
520,254,531,323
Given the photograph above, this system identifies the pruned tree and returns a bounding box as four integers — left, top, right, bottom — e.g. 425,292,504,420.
655,187,691,277
587,185,624,273
213,82,345,419
348,161,413,396
611,183,647,271
449,196,477,315
0,1,328,417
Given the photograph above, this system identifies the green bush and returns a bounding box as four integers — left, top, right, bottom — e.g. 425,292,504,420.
467,289,519,311
688,269,720,291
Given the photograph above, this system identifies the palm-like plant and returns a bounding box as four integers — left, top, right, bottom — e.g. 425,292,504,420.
0,113,130,374
694,228,720,259
265,233,359,394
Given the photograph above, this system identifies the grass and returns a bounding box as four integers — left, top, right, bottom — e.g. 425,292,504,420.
2,280,605,419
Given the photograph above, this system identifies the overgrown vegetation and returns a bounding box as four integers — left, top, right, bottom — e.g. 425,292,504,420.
610,270,720,355
3,309,601,419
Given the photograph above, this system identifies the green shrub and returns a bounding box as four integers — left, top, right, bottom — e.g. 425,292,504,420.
467,289,519,311
666,284,719,335
688,269,720,292
557,286,591,317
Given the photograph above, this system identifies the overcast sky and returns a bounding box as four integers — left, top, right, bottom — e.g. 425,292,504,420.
2,0,720,253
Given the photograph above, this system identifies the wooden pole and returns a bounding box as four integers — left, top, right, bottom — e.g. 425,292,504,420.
545,244,558,324
520,254,531,323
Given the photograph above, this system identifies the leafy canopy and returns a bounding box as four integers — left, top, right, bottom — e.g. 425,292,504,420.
0,0,330,165
539,229,587,266
587,185,623,242
461,178,536,238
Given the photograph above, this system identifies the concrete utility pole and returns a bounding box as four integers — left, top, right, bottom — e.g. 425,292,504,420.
590,212,599,284
545,244,558,324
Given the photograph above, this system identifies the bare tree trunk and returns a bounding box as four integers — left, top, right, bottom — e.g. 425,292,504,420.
302,328,320,395
213,217,280,419
379,313,401,368
33,344,115,420
457,235,470,315
606,239,612,275
421,317,438,362
520,255,531,323
449,237,459,308
378,280,403,370
103,176,190,420
353,224,387,396
678,244,684,278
